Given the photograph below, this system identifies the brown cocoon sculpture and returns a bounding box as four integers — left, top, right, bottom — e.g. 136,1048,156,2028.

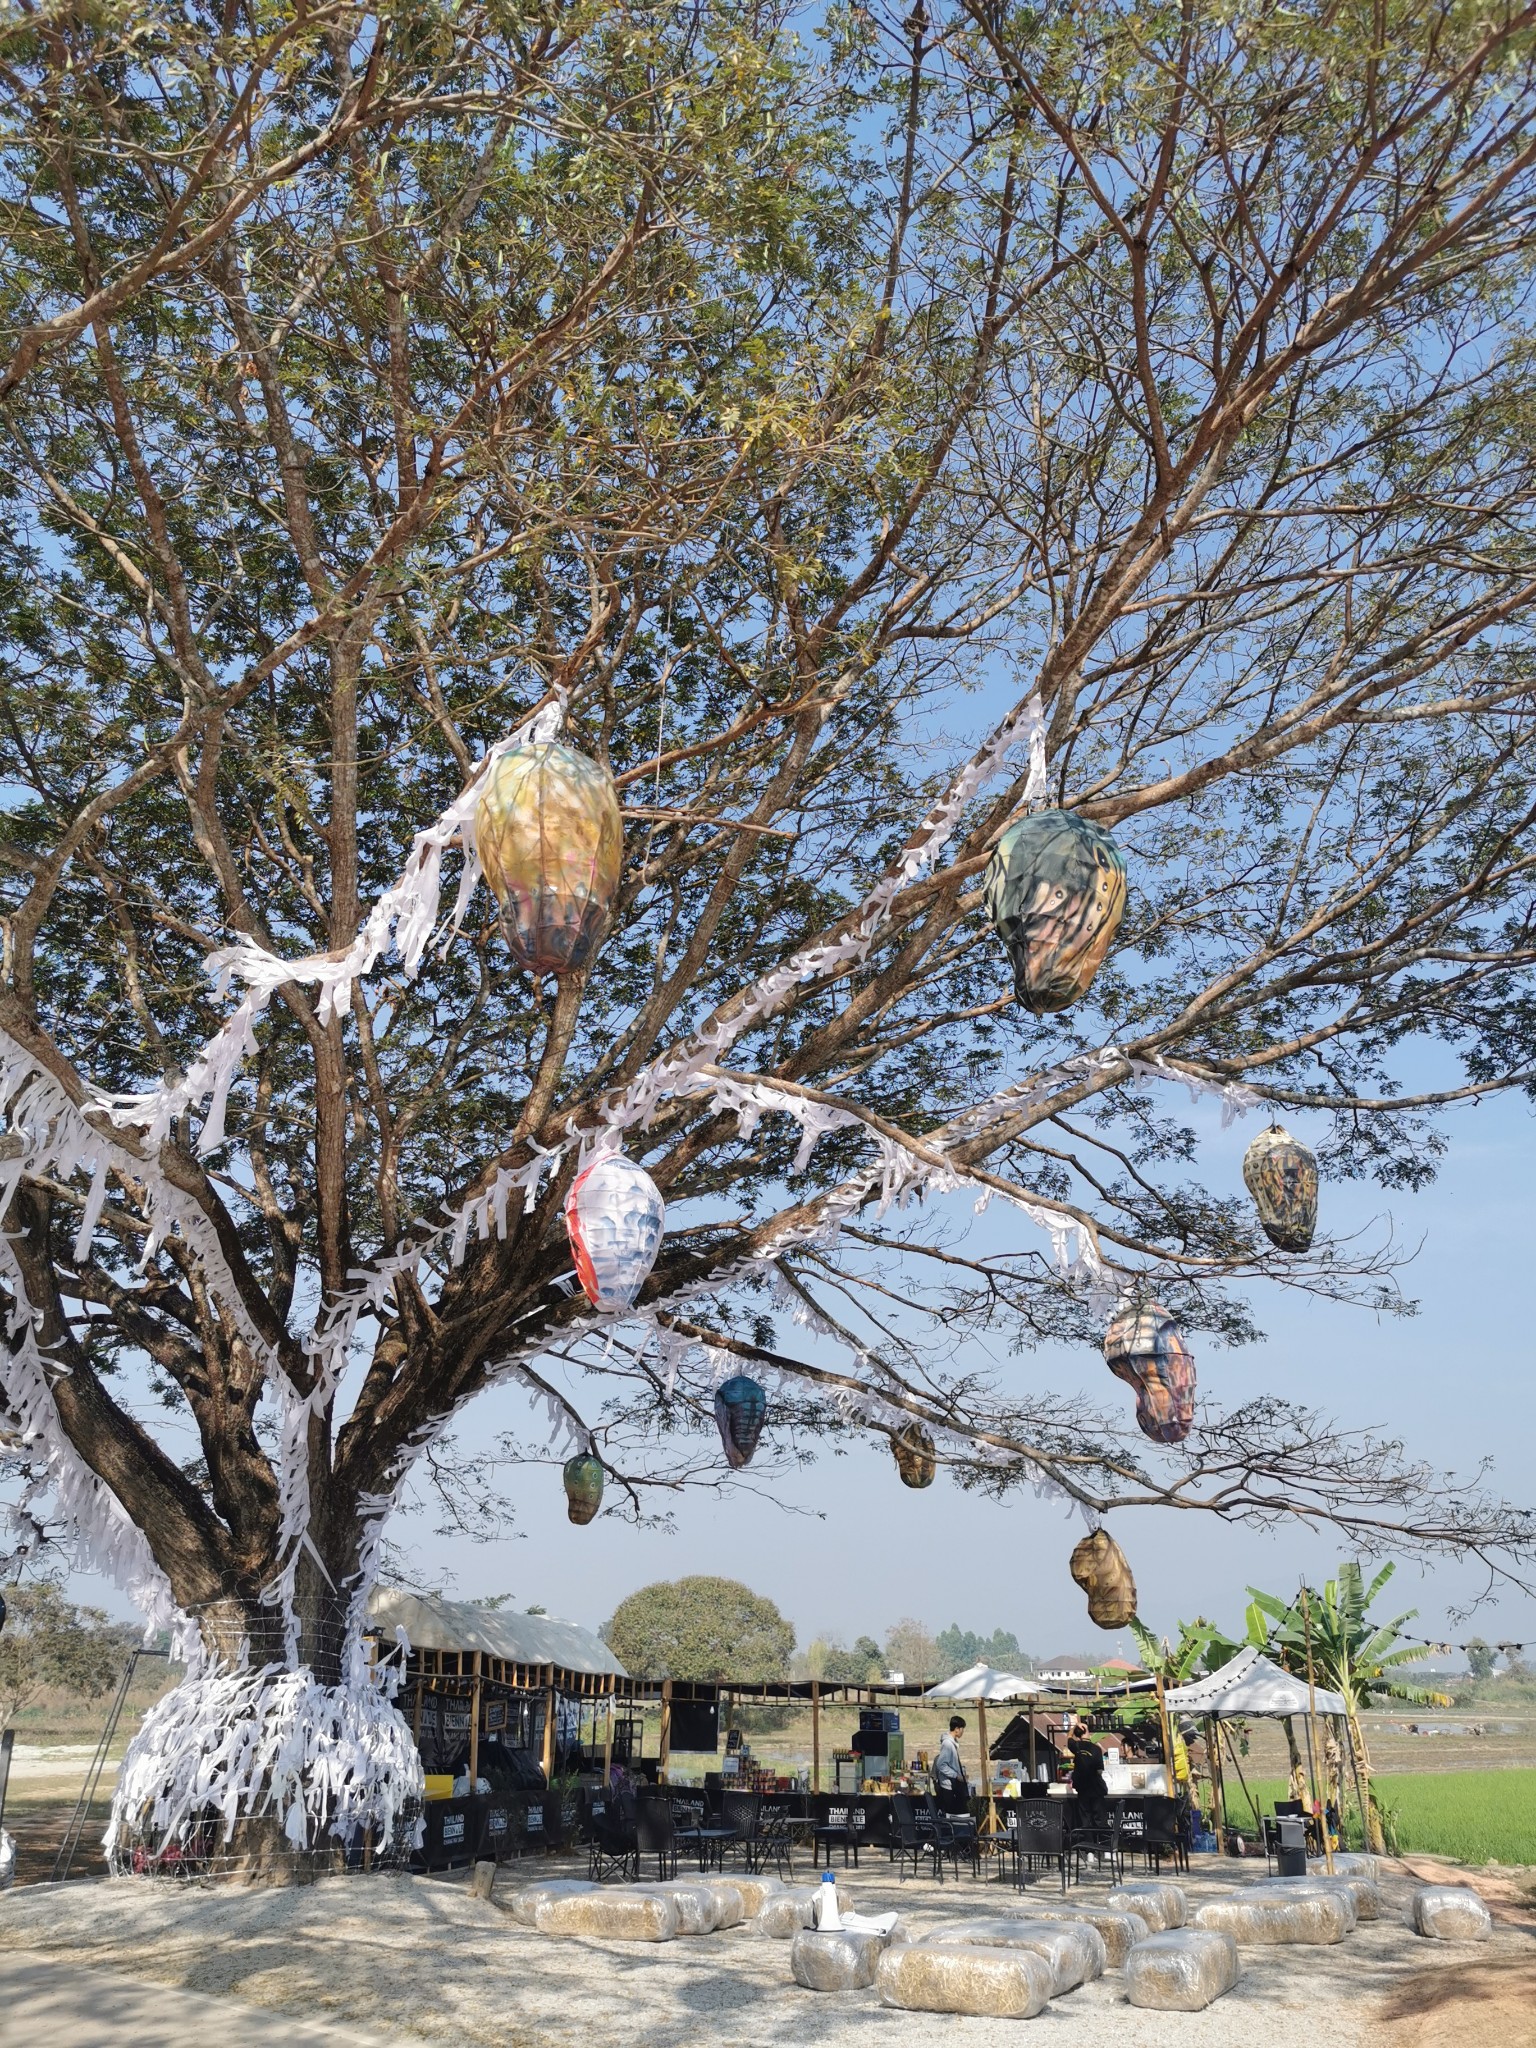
1242,1124,1318,1252
1070,1527,1137,1629
892,1421,937,1489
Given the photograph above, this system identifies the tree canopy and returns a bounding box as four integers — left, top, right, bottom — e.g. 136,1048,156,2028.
602,1575,795,1681
0,1578,129,1730
0,0,1534,1746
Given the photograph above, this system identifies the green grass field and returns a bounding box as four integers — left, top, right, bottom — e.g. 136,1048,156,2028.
1228,1769,1536,1864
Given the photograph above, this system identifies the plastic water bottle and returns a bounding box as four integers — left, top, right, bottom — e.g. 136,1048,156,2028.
818,1870,842,1930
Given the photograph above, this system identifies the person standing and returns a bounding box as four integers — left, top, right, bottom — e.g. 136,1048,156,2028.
933,1715,971,1813
1067,1717,1108,1832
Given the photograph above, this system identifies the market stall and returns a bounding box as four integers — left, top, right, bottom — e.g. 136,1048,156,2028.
367,1589,627,1869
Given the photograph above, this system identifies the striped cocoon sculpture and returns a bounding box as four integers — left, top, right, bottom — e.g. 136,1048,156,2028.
983,808,1127,1013
476,741,624,975
714,1374,768,1470
1104,1300,1196,1445
1242,1124,1318,1253
564,1153,666,1312
1070,1528,1138,1630
891,1422,937,1489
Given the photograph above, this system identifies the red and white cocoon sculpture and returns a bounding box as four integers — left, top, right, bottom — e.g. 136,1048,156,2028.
564,1152,666,1312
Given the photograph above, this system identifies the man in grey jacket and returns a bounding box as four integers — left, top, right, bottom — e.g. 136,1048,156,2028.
933,1715,970,1812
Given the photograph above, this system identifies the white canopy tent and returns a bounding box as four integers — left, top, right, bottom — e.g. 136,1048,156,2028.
1164,1644,1346,1719
1166,1644,1347,1861
924,1665,1041,1830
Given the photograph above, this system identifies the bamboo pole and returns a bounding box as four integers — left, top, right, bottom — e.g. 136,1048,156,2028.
1155,1676,1175,1793
1027,1708,1038,1784
541,1669,557,1783
659,1677,673,1784
976,1696,998,1837
468,1651,482,1788
602,1693,614,1784
811,1681,821,1794
1300,1586,1335,1872
1206,1715,1227,1847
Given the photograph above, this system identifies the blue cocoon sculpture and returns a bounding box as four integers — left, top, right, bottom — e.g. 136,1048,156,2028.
714,1374,768,1469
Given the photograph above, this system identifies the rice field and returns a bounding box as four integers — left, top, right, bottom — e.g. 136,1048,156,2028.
1229,1768,1536,1864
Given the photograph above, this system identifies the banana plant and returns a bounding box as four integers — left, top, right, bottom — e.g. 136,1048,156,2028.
1247,1561,1448,1851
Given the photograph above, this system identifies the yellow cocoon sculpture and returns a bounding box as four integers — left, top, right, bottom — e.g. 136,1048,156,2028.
1070,1527,1137,1630
563,1455,604,1526
892,1421,937,1489
1103,1299,1196,1445
564,1153,666,1312
983,808,1127,1013
476,741,623,974
1242,1123,1318,1253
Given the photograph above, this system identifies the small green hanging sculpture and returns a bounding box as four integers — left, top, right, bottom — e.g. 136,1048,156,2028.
1069,1527,1138,1630
476,741,624,975
891,1421,937,1489
983,808,1127,1013
563,1453,605,1526
1242,1124,1318,1253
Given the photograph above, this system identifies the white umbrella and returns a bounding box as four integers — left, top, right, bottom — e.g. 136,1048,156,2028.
923,1662,1040,1702
923,1666,1041,1835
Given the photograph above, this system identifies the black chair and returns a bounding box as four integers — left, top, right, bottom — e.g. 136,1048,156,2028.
1010,1798,1068,1893
923,1794,977,1880
814,1803,858,1868
1139,1796,1183,1875
890,1794,949,1882
587,1793,638,1881
751,1803,798,1879
720,1789,763,1870
1067,1806,1124,1886
635,1795,678,1880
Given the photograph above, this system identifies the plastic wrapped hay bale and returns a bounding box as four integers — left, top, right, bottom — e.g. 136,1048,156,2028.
1125,1930,1241,2011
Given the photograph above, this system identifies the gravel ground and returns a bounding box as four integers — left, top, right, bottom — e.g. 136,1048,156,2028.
0,1851,1531,2046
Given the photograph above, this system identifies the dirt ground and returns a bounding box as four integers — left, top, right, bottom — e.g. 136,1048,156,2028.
0,1844,1532,2047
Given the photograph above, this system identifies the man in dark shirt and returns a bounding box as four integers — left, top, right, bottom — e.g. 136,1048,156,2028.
1067,1718,1109,1831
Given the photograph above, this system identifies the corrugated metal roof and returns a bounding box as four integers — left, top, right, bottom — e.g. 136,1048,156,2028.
367,1587,627,1678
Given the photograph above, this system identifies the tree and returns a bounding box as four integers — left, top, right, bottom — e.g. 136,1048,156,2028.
2,0,1536,1873
602,1577,794,1682
1466,1639,1497,1682
884,1619,941,1688
800,1634,885,1684
936,1624,1031,1675
1248,1561,1447,1853
0,1579,127,1731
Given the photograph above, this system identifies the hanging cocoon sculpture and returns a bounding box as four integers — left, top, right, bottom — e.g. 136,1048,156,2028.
1069,1527,1138,1630
476,741,624,974
714,1374,768,1470
563,1454,605,1526
891,1421,937,1489
983,808,1127,1013
1242,1123,1318,1253
1104,1299,1196,1444
564,1152,666,1312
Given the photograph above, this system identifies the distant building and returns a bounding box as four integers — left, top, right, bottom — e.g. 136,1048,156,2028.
1037,1655,1096,1683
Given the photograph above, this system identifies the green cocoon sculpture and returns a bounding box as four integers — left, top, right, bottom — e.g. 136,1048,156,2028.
892,1421,937,1489
983,808,1127,1013
476,741,624,975
1242,1124,1318,1253
563,1454,605,1526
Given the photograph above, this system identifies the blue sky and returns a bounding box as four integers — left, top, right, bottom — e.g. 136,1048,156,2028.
367,1081,1536,1670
